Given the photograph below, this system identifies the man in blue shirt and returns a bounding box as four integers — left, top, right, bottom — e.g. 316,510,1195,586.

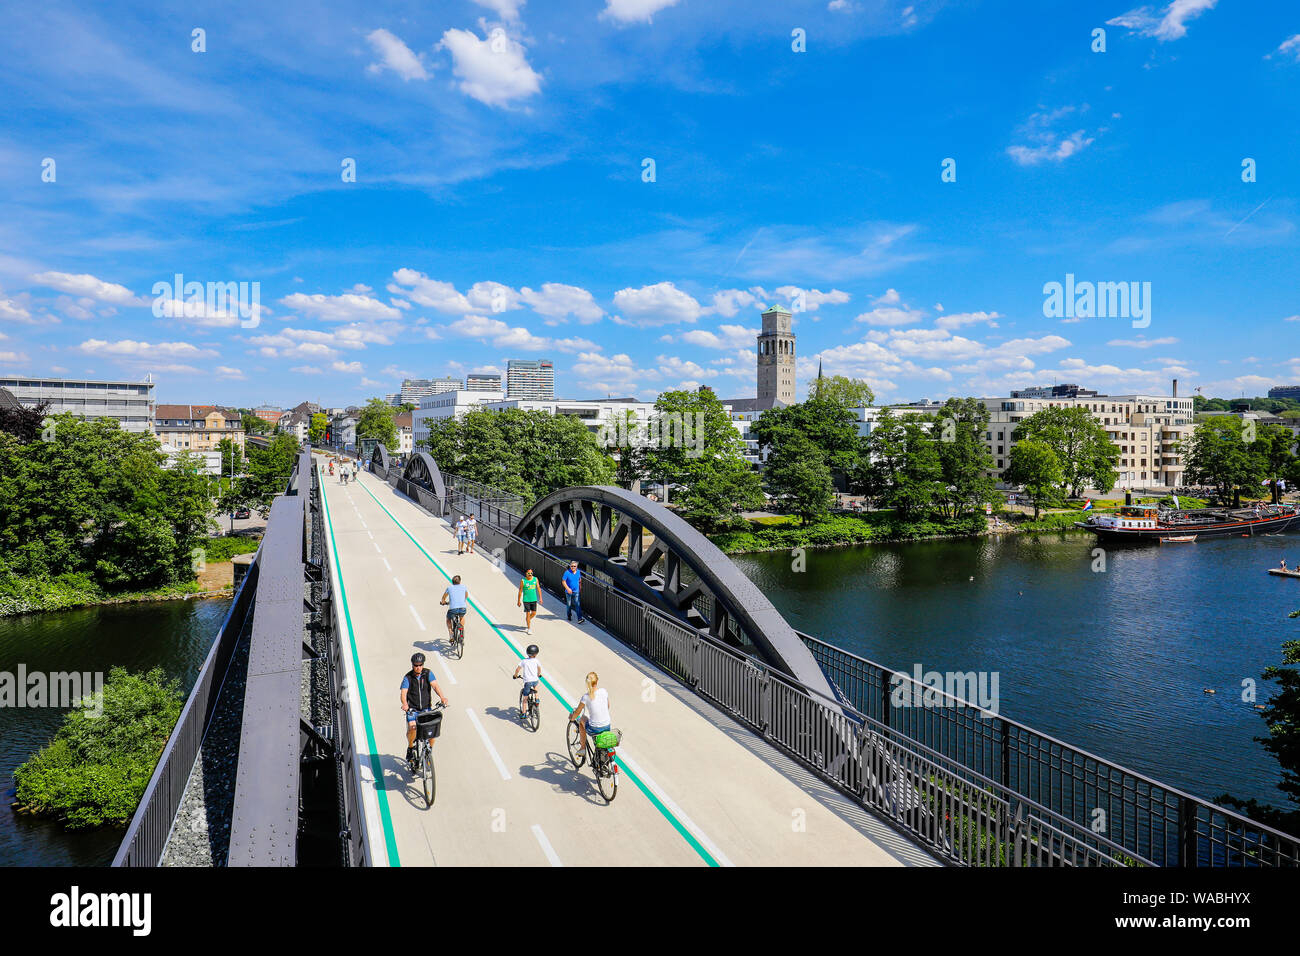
562,561,584,624
440,574,469,642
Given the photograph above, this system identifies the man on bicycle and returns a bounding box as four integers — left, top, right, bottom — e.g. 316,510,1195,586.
401,653,448,768
513,644,542,719
440,574,469,643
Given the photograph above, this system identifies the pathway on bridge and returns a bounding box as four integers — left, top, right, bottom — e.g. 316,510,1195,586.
319,457,935,867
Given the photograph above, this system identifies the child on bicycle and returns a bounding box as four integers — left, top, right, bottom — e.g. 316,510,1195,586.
513,643,542,717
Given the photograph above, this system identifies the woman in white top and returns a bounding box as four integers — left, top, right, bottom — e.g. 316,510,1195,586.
570,671,611,751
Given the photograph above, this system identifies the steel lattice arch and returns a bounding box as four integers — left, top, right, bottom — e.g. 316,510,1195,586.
513,485,837,699
402,450,447,500
368,443,393,477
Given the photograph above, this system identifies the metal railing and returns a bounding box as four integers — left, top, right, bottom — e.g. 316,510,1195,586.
113,537,261,867
423,476,1300,866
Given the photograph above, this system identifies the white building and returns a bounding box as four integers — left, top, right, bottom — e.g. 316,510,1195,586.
394,410,414,453
0,375,156,433
412,389,506,444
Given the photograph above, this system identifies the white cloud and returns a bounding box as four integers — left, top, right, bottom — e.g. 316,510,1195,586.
1283,315,1300,322
388,270,473,312
0,293,35,324
570,351,660,397
215,366,245,379
1271,35,1300,61
600,0,681,24
473,0,525,21
467,281,523,313
31,271,141,305
447,314,597,353
365,29,429,81
439,28,541,107
519,283,604,323
1107,1,1217,42
854,288,925,326
291,365,324,375
0,350,29,364
706,289,764,317
774,286,851,311
677,324,758,350
332,360,363,374
657,355,719,380
1008,129,1094,166
611,281,702,325
279,291,401,322
934,310,1001,330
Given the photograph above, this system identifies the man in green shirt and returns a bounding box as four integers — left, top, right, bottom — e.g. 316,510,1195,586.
517,568,541,635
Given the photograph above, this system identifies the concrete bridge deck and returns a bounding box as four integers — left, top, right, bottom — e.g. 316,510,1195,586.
318,457,937,867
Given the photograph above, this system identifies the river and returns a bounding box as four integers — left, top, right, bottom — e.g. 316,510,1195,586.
0,597,230,867
731,530,1300,812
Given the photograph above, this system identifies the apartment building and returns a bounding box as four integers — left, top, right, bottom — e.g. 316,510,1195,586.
467,372,503,392
506,359,555,400
154,405,246,452
401,377,460,405
0,375,155,433
412,389,505,444
980,383,1194,490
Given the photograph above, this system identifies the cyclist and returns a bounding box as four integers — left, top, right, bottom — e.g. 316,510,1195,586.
455,515,469,554
513,643,542,718
570,671,612,755
440,574,469,643
517,567,541,635
401,652,449,768
466,514,478,555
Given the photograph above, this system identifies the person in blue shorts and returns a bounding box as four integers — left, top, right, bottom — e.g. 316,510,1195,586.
401,653,448,767
455,515,469,554
466,514,478,554
440,574,469,644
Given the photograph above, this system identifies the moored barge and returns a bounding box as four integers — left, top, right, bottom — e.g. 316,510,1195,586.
1077,503,1299,541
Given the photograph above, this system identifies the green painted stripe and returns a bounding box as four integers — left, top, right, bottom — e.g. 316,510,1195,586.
357,478,720,867
319,463,402,866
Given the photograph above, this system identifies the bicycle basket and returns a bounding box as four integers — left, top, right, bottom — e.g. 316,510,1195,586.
593,729,620,750
416,710,443,740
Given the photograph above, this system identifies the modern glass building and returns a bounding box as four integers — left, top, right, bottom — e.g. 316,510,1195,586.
0,375,155,433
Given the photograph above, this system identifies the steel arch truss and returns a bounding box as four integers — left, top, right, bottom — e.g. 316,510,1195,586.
369,443,392,478
513,485,836,697
402,451,446,499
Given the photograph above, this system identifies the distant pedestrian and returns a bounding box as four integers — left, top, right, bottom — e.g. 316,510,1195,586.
466,515,478,554
563,560,584,624
518,568,541,635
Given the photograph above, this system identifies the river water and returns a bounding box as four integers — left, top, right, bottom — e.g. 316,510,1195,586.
0,597,230,867
731,530,1300,813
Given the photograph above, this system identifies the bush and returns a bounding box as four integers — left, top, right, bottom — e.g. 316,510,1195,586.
710,512,989,553
202,536,260,563
13,667,184,829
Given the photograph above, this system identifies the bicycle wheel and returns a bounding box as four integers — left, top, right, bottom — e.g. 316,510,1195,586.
422,743,436,807
566,720,585,768
596,751,618,803
450,624,464,660
527,696,540,733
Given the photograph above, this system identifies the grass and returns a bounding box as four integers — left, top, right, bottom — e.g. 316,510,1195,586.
711,511,989,553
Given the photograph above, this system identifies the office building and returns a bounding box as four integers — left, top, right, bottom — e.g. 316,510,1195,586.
1268,385,1300,400
250,407,283,426
411,389,506,445
0,375,156,433
467,372,503,392
401,377,460,405
506,360,555,400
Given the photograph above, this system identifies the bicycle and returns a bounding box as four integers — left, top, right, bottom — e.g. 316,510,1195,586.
566,720,619,802
448,612,465,660
515,675,540,732
409,702,445,808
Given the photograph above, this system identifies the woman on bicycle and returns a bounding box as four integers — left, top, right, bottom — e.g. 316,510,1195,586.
570,671,611,752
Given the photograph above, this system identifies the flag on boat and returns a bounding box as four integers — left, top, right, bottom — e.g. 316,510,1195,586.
1173,495,1180,509
1082,499,1093,511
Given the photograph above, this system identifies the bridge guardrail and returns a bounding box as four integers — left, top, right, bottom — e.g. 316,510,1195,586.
411,468,1300,867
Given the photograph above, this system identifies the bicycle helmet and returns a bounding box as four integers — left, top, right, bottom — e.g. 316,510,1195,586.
526,644,539,656
411,652,426,665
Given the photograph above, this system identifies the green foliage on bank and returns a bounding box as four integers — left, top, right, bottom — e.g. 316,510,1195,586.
201,535,260,563
13,667,184,829
0,567,208,617
710,512,988,553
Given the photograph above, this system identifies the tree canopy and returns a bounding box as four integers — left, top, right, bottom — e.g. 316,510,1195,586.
355,397,398,449
1011,405,1118,497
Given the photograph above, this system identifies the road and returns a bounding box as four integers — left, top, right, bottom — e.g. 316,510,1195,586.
317,456,936,867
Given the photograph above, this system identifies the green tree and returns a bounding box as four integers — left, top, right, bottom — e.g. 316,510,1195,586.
641,389,761,532
601,408,647,489
356,397,398,449
13,667,184,829
216,437,244,475
309,412,328,445
807,374,875,410
1251,424,1297,504
240,412,268,436
1012,405,1117,497
934,397,997,519
857,410,945,519
1004,439,1064,520
1183,416,1265,505
244,433,300,511
751,393,859,474
763,431,834,524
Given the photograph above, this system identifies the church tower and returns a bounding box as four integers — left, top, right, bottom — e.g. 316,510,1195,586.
756,304,795,405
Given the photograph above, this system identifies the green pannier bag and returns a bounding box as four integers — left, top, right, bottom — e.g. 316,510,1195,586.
593,730,620,750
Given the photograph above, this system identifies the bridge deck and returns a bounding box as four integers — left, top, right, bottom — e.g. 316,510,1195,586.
320,459,936,867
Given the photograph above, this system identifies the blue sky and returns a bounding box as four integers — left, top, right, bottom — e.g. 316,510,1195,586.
1,0,1297,407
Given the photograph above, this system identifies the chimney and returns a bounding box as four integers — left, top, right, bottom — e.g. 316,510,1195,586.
1172,378,1178,398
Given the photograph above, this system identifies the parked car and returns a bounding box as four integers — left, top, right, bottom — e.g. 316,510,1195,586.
234,507,251,519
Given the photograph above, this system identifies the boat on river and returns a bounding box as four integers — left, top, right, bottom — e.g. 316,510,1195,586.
1077,503,1299,542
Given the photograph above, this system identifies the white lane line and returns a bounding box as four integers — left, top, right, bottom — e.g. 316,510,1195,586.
382,557,392,572
373,542,382,554
432,651,457,685
409,604,426,631
367,530,375,540
466,708,511,781
360,518,368,528
393,577,406,596
531,825,563,867
614,751,736,868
